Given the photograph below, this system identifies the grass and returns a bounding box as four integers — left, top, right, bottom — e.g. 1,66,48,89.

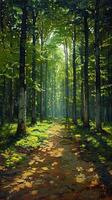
70,122,112,165
0,121,52,169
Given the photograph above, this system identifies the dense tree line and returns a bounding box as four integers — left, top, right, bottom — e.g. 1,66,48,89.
0,0,112,133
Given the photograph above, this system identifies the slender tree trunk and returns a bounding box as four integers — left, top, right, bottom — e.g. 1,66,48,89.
83,13,90,128
95,0,102,131
64,39,69,123
44,59,48,119
0,0,3,31
72,24,77,125
1,75,6,125
107,32,112,122
9,70,14,122
17,2,27,135
79,45,84,122
9,27,14,122
51,70,54,119
40,22,44,121
31,9,36,124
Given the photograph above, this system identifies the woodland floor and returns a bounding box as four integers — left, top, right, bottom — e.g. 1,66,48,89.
0,124,112,200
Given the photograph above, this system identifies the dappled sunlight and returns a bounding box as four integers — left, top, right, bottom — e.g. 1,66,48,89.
75,173,86,183
0,124,110,199
49,148,64,158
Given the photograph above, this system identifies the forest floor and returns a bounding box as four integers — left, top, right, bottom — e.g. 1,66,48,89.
0,123,112,200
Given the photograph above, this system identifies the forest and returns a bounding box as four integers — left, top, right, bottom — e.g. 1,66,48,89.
0,0,112,199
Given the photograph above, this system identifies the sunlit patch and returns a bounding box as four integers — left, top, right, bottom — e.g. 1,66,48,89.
33,156,45,163
87,167,94,173
41,149,47,152
89,174,100,187
76,167,84,172
75,134,81,138
29,160,35,166
7,168,35,192
14,178,25,183
50,148,64,157
31,167,37,171
0,165,5,171
90,179,99,187
75,173,86,183
52,161,58,166
9,180,33,193
41,167,49,171
22,170,33,178
25,181,33,188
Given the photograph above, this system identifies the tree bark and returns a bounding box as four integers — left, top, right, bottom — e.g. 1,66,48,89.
0,0,3,31
31,8,36,124
9,71,14,122
95,0,102,131
17,2,27,135
44,60,48,119
79,45,84,122
64,39,69,123
83,13,90,128
1,75,6,125
40,22,44,121
72,24,77,125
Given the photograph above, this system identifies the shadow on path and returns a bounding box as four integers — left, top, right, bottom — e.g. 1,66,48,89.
0,124,112,200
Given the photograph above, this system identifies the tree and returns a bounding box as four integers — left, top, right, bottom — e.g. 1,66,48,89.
17,1,27,135
95,0,102,131
64,39,69,123
83,12,90,128
72,23,77,125
31,7,37,124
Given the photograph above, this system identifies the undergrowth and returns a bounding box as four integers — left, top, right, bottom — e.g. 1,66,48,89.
0,121,52,169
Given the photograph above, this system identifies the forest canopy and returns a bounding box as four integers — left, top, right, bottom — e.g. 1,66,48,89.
0,0,112,199
0,0,112,131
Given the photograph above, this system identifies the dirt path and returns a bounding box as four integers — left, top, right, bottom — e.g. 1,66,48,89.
0,124,111,200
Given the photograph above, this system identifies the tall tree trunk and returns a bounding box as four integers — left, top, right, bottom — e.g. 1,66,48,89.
0,0,3,31
9,70,14,122
9,26,14,122
17,2,27,135
40,22,44,121
44,59,48,119
64,39,69,123
83,13,90,128
1,75,6,125
79,45,84,122
107,32,112,122
31,9,36,124
72,24,77,125
95,0,102,131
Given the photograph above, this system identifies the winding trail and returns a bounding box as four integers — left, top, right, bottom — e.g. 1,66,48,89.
0,124,111,200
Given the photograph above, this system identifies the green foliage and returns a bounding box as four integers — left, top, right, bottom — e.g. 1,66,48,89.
1,147,26,168
15,135,40,148
70,123,112,165
0,122,52,168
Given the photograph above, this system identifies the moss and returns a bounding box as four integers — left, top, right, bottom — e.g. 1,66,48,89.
0,121,52,168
